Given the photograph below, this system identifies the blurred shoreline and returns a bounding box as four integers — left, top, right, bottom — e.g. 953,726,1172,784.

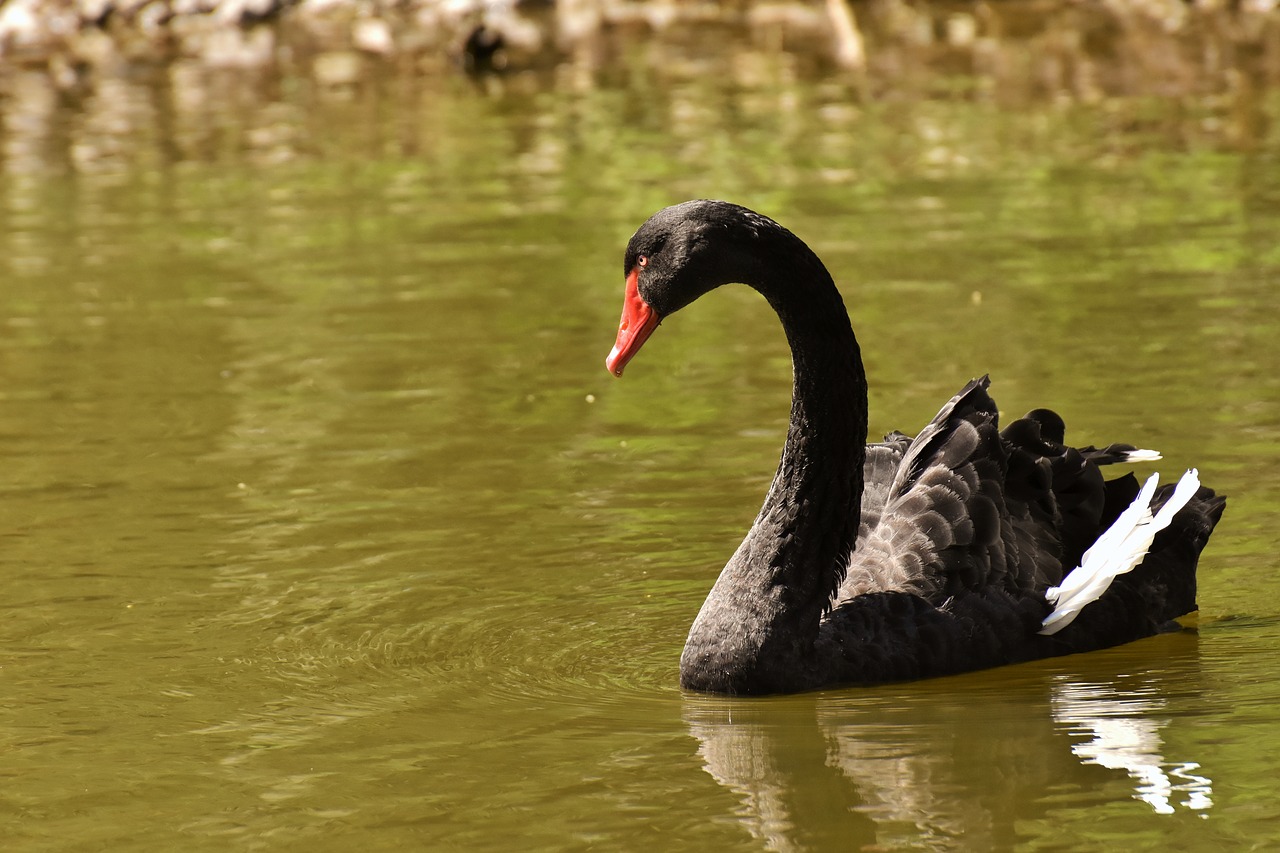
0,0,1277,99
1,0,1278,180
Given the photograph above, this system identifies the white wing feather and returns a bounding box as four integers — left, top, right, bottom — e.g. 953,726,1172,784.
1040,469,1201,636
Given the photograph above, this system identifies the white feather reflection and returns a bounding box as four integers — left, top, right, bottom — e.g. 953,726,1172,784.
1050,677,1212,814
685,643,1212,851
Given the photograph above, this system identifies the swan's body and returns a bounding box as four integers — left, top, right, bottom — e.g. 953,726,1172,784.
606,200,1225,695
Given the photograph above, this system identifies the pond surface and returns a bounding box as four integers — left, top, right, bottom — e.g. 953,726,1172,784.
2,53,1280,851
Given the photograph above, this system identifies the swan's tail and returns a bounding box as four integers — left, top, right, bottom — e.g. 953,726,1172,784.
1040,469,1203,635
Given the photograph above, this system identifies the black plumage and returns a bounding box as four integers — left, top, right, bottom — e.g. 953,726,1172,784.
607,200,1226,695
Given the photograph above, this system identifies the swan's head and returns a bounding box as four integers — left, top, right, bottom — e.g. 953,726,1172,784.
606,200,771,377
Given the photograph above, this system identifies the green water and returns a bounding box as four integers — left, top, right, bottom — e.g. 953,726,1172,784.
2,61,1279,850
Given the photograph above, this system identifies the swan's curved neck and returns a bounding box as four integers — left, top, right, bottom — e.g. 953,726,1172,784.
680,231,868,694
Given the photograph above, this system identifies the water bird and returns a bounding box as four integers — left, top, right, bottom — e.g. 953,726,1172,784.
605,200,1225,695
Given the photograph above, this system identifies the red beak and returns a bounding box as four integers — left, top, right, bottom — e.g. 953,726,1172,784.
605,268,661,377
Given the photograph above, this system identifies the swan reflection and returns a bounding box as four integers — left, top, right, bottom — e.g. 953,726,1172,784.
1050,676,1212,814
685,637,1209,850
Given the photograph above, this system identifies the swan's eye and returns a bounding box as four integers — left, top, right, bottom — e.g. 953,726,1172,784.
637,255,649,268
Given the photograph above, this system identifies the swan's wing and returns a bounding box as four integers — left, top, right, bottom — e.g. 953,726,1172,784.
997,409,1168,583
1079,444,1163,465
1014,408,1160,466
1040,470,1202,634
836,377,1205,610
832,378,1226,658
1038,477,1224,646
857,431,913,543
839,377,1020,601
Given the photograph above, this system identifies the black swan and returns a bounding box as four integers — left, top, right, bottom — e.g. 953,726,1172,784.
604,200,1226,695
